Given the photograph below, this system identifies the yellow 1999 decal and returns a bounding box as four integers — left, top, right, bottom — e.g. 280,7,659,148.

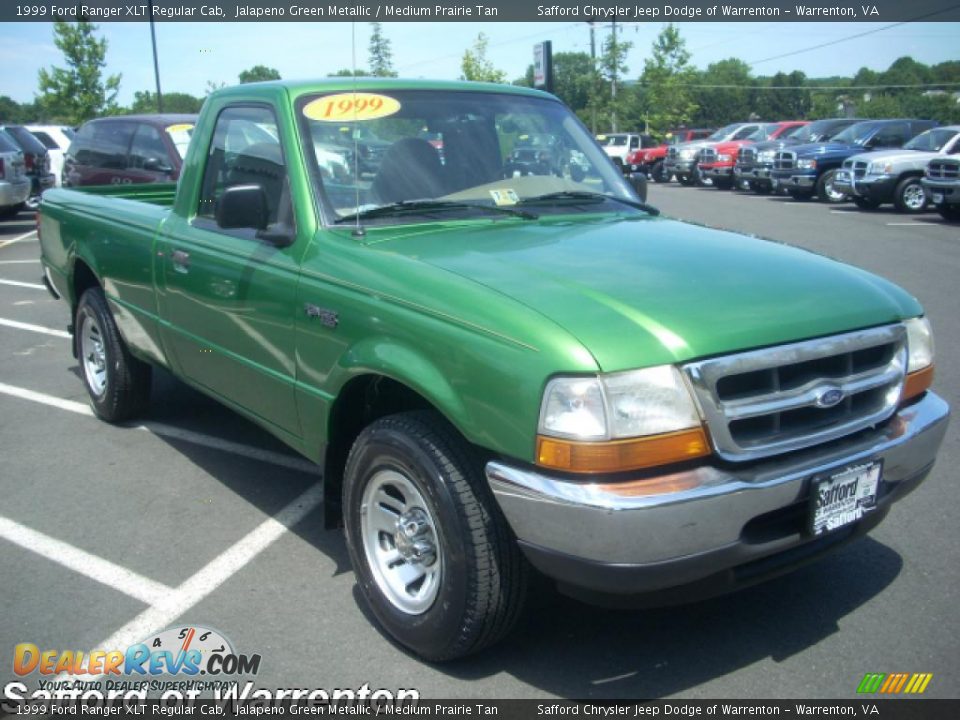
303,93,401,123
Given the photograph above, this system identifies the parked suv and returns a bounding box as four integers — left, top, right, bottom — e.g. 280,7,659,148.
771,119,938,202
0,124,55,208
0,129,31,218
922,156,960,221
700,121,807,189
597,132,657,171
25,125,75,188
834,126,960,213
63,114,196,187
626,128,714,182
666,123,765,186
735,118,859,194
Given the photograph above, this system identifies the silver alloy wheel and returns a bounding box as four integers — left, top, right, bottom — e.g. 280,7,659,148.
80,313,107,397
360,469,443,615
823,174,846,202
902,182,926,211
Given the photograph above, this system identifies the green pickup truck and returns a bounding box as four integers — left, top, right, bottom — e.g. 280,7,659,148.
38,79,949,661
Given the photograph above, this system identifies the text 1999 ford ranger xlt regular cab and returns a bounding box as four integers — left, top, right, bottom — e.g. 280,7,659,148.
38,80,949,661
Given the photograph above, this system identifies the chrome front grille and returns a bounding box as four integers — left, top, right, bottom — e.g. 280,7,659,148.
683,325,907,462
738,147,756,164
667,147,679,161
774,151,795,170
853,161,867,178
700,148,717,164
927,160,959,180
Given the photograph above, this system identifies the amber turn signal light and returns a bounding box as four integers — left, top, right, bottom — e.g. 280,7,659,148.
536,427,711,474
901,364,934,404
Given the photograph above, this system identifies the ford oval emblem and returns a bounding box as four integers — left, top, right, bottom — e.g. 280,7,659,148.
816,386,846,408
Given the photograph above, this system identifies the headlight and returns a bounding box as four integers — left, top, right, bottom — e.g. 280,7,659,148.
868,162,893,175
797,158,817,170
537,367,710,473
717,153,732,162
902,316,935,403
758,150,774,163
904,316,934,372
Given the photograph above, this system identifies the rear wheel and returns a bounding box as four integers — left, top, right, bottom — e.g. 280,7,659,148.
816,169,847,203
893,177,927,214
75,288,151,422
343,411,528,661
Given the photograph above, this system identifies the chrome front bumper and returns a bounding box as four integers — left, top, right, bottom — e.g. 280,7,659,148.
487,392,949,594
0,178,31,207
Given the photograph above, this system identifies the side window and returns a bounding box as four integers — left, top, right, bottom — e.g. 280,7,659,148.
129,124,171,171
872,123,909,148
629,136,639,149
90,122,136,169
197,105,291,230
67,124,96,164
731,126,754,140
31,131,59,150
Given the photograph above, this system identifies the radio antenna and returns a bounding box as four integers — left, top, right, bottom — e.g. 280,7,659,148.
350,21,365,238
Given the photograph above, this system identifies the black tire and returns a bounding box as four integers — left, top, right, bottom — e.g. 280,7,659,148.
75,288,151,422
938,205,960,222
0,202,25,219
893,176,928,214
343,411,528,661
787,189,813,201
650,160,666,183
853,197,881,210
816,169,847,203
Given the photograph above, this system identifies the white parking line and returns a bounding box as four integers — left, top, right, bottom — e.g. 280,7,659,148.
0,382,319,474
0,259,40,264
0,230,37,249
0,278,46,290
885,222,940,227
0,516,173,605
0,317,71,338
60,483,324,678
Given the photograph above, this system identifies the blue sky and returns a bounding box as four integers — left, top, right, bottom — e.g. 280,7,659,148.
1,21,958,105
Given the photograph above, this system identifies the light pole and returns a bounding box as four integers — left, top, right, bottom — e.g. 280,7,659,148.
149,1,164,112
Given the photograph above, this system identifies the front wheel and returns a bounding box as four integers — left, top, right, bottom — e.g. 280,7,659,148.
816,169,847,203
343,412,528,661
75,288,151,422
650,160,666,183
893,177,928,214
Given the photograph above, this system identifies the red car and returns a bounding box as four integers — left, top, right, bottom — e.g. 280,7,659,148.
699,121,807,189
626,128,715,182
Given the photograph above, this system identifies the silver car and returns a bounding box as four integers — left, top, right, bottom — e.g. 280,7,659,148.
0,129,31,218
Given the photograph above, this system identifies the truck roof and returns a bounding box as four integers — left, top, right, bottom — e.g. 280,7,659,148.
210,77,558,102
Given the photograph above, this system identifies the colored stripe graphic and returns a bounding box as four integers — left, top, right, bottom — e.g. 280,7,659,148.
858,672,932,694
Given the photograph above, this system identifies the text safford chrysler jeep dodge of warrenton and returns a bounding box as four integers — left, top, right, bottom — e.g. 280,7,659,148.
38,80,950,660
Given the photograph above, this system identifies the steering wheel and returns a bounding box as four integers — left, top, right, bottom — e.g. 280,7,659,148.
500,162,535,179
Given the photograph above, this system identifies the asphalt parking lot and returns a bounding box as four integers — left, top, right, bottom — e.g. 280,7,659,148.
1,187,958,700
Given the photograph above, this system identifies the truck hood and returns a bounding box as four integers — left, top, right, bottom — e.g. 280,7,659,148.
846,148,939,168
365,216,921,372
791,142,864,160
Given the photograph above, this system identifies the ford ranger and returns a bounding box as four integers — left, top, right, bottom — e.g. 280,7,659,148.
771,118,938,203
834,126,960,213
38,79,950,661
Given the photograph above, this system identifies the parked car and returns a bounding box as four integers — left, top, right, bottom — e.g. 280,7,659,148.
833,126,960,213
921,155,960,221
597,132,657,171
63,114,196,187
0,129,31,218
507,133,569,176
626,128,715,182
666,123,766,186
700,121,807,189
0,125,56,209
734,118,861,194
25,125,75,188
38,79,950,660
771,119,938,203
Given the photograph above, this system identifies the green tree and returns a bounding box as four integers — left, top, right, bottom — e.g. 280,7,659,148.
0,96,24,123
460,33,506,83
639,24,698,135
327,68,371,77
754,71,810,120
591,26,633,131
238,65,281,84
37,21,121,124
130,91,203,114
691,58,755,126
368,23,396,77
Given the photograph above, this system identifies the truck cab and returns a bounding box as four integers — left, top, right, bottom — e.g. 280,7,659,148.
771,119,938,203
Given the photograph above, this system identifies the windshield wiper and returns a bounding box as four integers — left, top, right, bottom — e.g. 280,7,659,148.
335,199,538,224
516,191,660,216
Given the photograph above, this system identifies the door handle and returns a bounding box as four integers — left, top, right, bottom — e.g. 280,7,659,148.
171,249,190,273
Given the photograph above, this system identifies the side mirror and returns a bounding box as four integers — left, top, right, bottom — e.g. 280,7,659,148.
143,157,173,174
627,172,648,203
216,184,268,230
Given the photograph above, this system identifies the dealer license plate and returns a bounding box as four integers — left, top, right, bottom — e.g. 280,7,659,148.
810,461,881,536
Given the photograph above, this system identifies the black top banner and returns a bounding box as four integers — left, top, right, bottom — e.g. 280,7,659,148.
3,0,960,22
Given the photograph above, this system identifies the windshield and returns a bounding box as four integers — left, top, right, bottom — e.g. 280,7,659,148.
829,121,876,145
0,129,19,153
904,128,957,152
597,134,628,146
708,124,742,141
299,90,641,225
748,123,781,141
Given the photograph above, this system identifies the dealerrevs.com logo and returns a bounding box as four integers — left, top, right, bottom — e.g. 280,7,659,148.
13,625,260,677
857,673,934,694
